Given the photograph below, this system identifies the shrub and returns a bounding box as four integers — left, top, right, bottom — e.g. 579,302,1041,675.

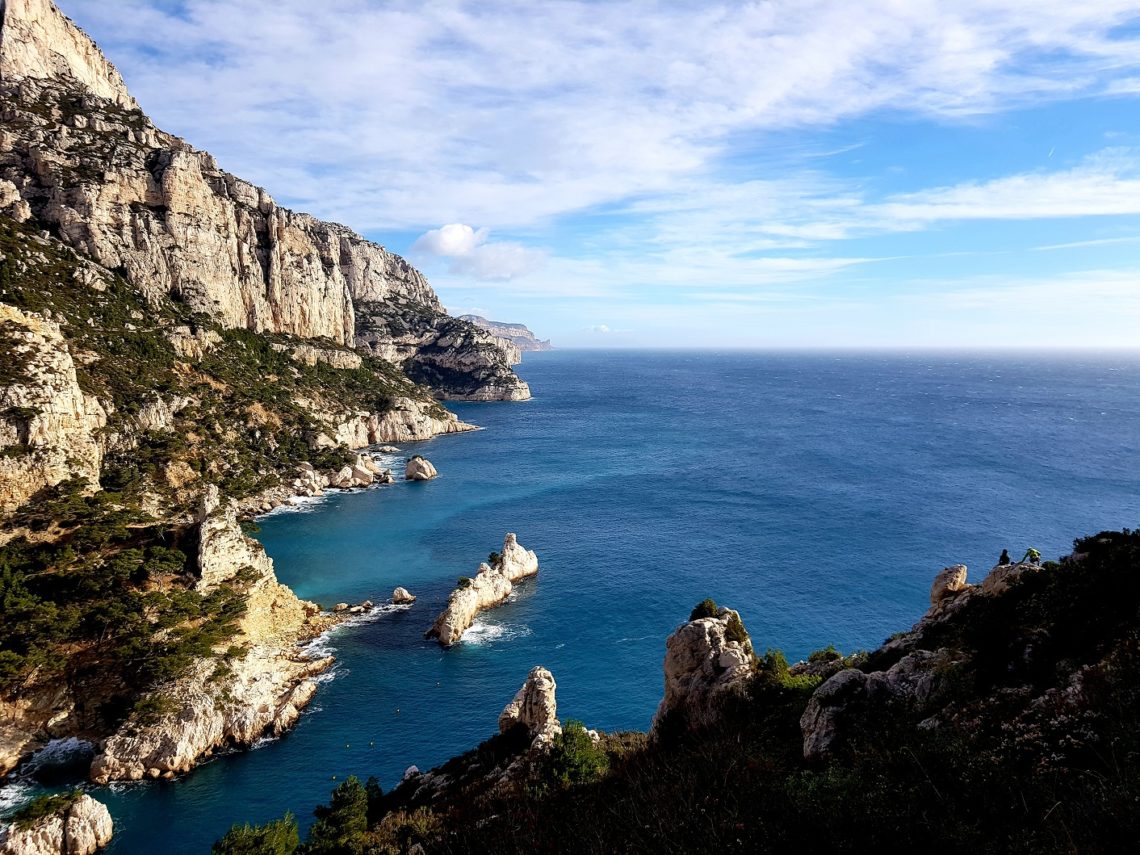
301,776,368,854
213,814,299,855
457,577,472,589
11,790,82,829
689,598,719,621
487,551,502,568
724,611,749,645
808,644,842,664
549,720,609,787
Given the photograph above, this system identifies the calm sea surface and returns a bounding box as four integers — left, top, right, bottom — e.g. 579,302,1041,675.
4,350,1140,852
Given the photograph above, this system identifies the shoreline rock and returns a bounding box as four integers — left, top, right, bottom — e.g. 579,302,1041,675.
405,456,438,482
392,587,417,605
425,534,539,646
0,793,113,855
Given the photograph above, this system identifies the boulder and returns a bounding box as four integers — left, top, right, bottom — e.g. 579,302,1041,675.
981,561,1040,596
392,587,416,605
405,456,438,481
930,564,969,606
650,607,755,738
378,446,400,453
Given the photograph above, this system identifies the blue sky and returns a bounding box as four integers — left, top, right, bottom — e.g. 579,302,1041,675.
64,0,1140,347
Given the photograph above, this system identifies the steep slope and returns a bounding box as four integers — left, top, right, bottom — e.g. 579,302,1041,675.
268,529,1140,854
0,0,526,782
0,0,528,400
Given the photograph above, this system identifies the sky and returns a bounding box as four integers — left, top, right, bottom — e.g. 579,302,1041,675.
62,0,1140,348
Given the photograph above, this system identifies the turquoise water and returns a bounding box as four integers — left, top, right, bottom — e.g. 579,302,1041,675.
5,350,1140,852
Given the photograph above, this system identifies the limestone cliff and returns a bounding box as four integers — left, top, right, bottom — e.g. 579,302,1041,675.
0,302,106,516
0,0,528,401
426,534,540,646
458,315,552,352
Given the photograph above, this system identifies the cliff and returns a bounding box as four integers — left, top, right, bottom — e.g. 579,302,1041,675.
270,528,1140,854
0,0,528,401
0,0,522,785
458,315,552,352
0,792,112,855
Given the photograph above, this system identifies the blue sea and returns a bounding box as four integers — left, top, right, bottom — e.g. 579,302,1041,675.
4,350,1140,852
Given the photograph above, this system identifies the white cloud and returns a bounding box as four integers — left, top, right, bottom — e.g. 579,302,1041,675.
411,223,546,280
62,0,1140,231
589,324,612,334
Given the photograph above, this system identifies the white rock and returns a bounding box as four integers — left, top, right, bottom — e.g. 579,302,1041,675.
499,666,561,748
0,794,112,855
930,564,970,606
405,456,438,481
392,587,416,604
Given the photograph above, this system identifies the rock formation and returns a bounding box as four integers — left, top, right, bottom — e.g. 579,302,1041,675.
650,606,756,739
0,793,113,855
498,666,561,748
0,0,529,402
392,587,416,605
89,485,335,783
929,564,969,606
405,456,438,481
0,303,106,517
426,534,539,646
458,315,552,352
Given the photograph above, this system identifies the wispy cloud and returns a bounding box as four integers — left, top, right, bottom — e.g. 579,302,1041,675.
63,0,1140,231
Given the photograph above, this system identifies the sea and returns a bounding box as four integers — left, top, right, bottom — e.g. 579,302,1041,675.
2,350,1139,852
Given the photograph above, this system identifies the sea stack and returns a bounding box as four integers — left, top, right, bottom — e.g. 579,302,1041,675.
426,534,539,646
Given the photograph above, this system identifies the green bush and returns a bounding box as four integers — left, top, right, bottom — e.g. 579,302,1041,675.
457,577,472,589
11,790,82,829
808,644,842,664
724,611,749,644
301,776,368,855
689,598,719,621
548,720,609,787
213,814,299,855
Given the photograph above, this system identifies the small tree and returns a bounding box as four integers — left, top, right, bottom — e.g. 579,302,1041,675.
301,777,368,854
213,814,299,855
689,598,719,621
549,720,609,787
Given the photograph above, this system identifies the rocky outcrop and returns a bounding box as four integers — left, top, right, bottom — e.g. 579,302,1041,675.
0,0,135,109
499,666,561,749
0,793,113,855
404,456,438,482
326,397,476,448
90,486,334,783
0,303,107,517
650,607,755,739
458,315,553,352
0,1,529,401
800,648,966,761
392,587,416,605
929,564,969,606
272,343,363,371
426,534,539,646
195,485,273,592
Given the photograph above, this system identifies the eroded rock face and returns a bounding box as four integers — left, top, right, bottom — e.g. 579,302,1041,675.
426,534,540,646
800,648,966,761
405,456,438,481
0,793,113,855
0,304,107,517
499,666,561,748
650,607,755,738
330,397,476,447
457,315,552,352
196,485,273,592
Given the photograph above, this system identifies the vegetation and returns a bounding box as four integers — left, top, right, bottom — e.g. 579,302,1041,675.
212,814,300,855
688,597,719,621
9,790,83,829
251,528,1140,854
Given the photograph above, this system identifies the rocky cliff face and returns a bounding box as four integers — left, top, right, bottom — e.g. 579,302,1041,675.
458,315,552,352
0,302,106,517
426,534,540,646
0,793,113,855
89,487,335,783
0,0,527,402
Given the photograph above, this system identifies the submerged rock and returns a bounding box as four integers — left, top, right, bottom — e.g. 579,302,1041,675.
405,456,438,481
650,606,755,739
0,793,113,855
426,534,539,646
